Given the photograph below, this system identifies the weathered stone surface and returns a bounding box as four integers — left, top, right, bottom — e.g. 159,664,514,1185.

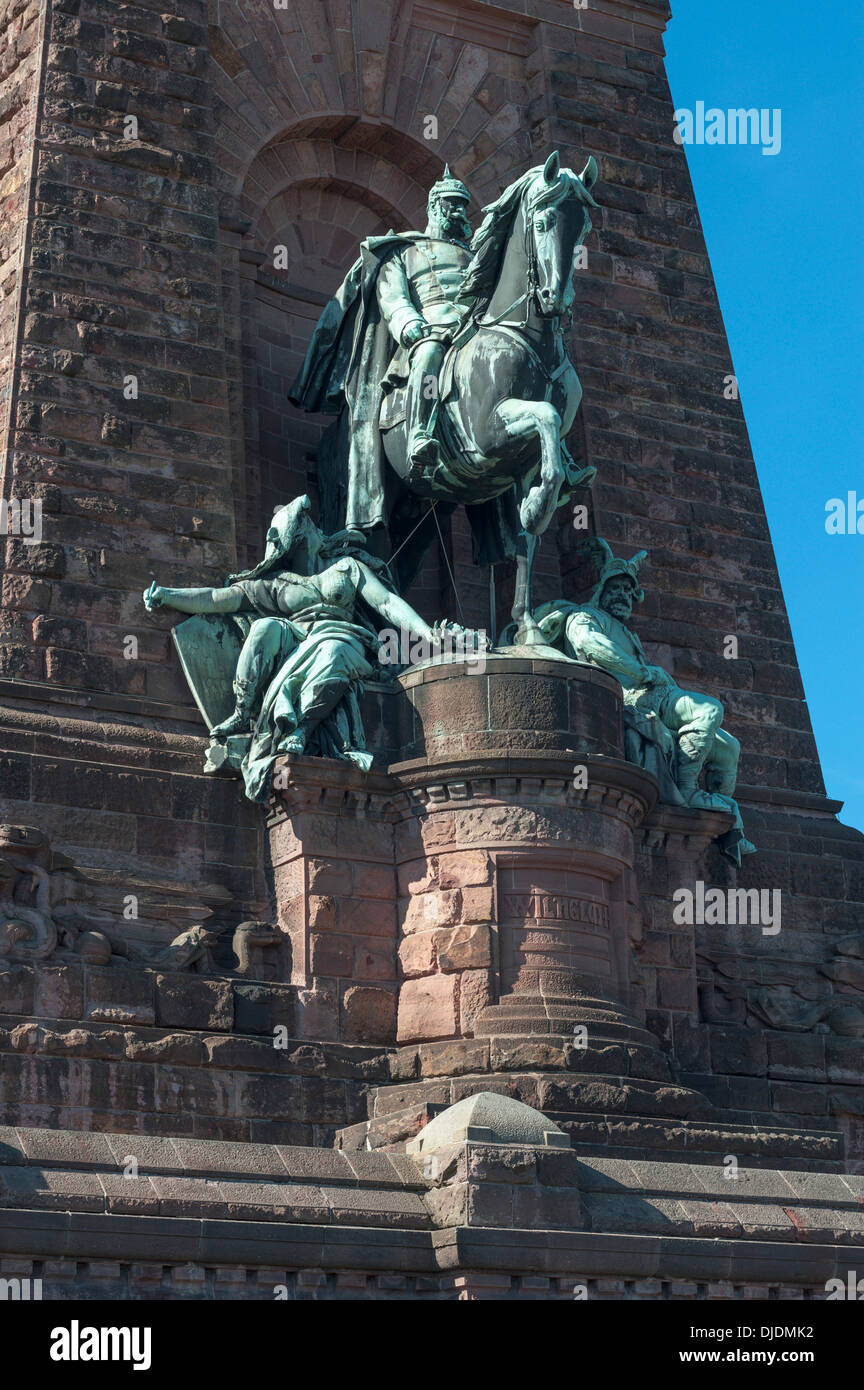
401,890,460,934
437,853,493,891
418,1039,489,1078
460,970,494,1037
490,1038,569,1072
307,895,335,932
459,886,495,924
0,967,34,1015
85,969,155,1027
34,965,83,1020
155,976,233,1032
398,932,436,978
397,975,458,1044
297,986,337,1042
341,986,397,1045
435,924,492,973
233,983,295,1037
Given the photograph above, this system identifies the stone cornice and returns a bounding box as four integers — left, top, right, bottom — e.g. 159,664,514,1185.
268,749,661,829
389,751,658,828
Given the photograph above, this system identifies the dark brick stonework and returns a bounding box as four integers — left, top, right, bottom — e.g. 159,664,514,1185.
0,0,861,1302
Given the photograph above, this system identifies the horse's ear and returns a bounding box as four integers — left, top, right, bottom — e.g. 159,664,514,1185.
543,151,560,184
580,156,599,191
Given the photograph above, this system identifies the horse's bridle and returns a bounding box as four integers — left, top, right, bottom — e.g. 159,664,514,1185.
476,207,538,329
476,197,576,333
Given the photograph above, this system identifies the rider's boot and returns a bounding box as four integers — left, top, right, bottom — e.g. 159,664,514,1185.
282,727,307,755
405,343,443,481
406,431,440,480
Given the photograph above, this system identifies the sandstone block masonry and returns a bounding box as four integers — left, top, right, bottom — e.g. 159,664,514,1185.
0,0,861,1292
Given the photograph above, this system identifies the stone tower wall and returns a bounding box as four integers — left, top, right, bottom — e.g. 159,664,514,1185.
0,0,861,1162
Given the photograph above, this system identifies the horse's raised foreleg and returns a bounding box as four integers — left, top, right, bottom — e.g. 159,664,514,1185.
494,399,565,536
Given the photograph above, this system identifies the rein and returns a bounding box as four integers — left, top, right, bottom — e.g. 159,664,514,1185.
476,208,538,329
474,205,569,385
474,191,575,372
485,323,570,387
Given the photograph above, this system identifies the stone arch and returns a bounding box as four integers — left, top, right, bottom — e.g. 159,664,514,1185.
229,134,452,620
208,1,536,619
206,0,534,210
212,0,538,614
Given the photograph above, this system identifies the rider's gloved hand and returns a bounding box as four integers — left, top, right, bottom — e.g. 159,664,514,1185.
402,319,431,347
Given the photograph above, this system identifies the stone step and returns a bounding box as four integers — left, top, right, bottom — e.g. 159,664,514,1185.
335,1090,847,1174
391,1034,674,1083
0,1123,433,1228
350,1069,718,1147
555,1112,847,1172
480,993,646,1022
472,993,662,1054
473,1014,660,1049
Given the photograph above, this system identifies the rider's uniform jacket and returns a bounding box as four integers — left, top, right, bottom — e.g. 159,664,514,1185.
376,237,471,345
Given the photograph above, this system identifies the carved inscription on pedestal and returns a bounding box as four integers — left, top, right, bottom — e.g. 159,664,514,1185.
499,892,609,928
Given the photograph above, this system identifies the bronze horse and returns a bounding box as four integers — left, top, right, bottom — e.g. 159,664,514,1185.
304,152,599,641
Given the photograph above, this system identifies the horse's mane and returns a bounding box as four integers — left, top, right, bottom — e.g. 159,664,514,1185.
458,170,536,307
459,164,593,309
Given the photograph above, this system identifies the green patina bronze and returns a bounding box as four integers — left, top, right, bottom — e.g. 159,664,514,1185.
142,158,750,848
143,495,478,801
289,152,599,640
143,156,603,792
536,539,756,864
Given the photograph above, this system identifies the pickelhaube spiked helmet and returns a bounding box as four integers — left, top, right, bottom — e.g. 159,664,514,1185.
428,164,470,203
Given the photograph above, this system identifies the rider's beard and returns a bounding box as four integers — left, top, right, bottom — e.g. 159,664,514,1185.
435,209,470,243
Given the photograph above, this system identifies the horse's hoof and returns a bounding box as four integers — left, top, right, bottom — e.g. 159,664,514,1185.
566,465,597,490
514,616,545,647
519,494,541,533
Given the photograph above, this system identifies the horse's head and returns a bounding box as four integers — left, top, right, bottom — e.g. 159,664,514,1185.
525,151,598,318
460,151,599,325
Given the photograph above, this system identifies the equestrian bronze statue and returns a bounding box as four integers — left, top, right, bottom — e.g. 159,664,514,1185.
289,152,599,641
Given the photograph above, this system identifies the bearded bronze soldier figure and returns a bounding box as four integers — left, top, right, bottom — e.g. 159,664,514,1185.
536,540,756,864
289,154,599,635
290,164,473,506
374,165,473,477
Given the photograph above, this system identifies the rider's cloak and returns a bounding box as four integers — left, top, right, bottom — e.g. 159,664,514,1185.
288,232,430,534
289,232,524,569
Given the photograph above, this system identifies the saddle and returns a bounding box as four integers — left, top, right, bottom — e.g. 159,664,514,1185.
378,315,477,433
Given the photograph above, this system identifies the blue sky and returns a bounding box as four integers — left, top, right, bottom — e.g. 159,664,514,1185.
664,2,864,833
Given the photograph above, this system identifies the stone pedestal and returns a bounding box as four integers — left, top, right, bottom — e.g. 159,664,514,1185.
267,657,719,1134
376,658,711,1130
267,759,399,1046
390,660,661,1057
